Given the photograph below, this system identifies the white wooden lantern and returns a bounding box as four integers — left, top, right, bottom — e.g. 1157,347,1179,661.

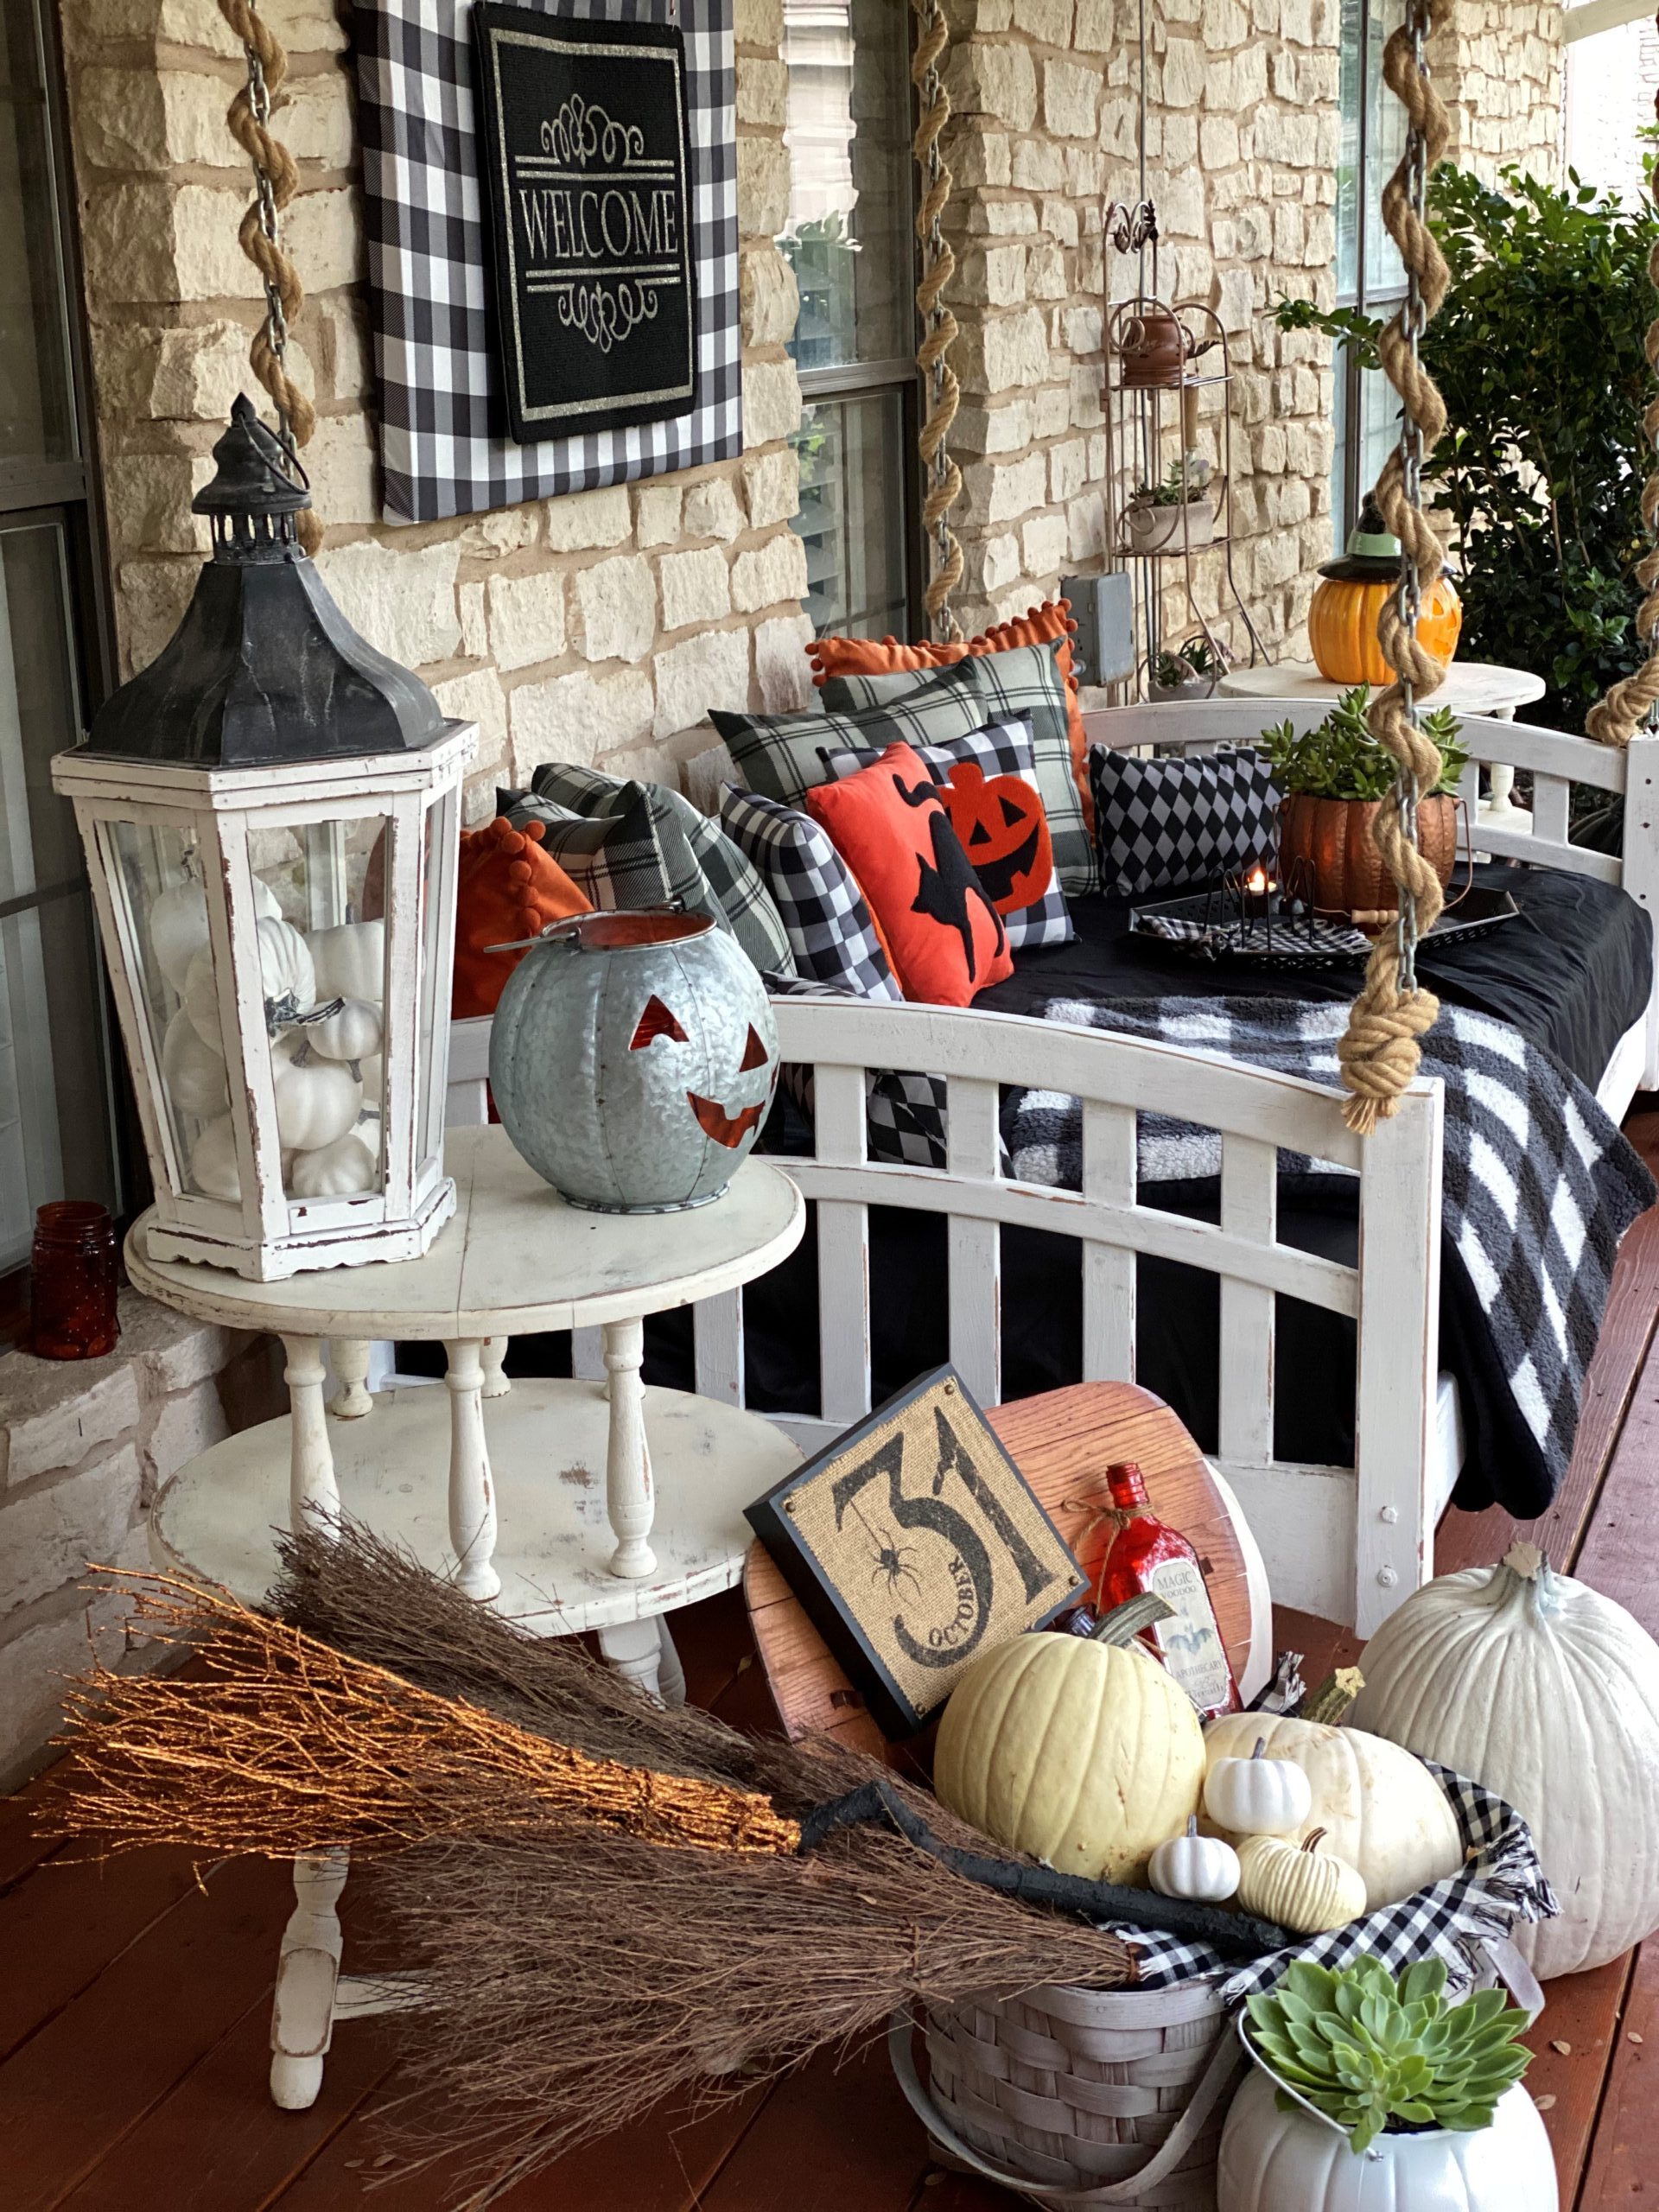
52,399,475,1281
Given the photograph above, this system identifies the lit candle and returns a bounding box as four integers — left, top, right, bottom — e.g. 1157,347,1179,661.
1242,863,1276,918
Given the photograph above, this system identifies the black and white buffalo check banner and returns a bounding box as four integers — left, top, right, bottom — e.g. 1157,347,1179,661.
354,0,738,523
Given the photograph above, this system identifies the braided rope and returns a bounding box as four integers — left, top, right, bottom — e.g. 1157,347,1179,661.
1584,13,1659,747
911,0,963,642
216,0,322,556
1336,0,1453,1136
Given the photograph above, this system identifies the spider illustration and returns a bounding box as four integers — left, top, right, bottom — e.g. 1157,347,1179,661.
868,1529,925,1599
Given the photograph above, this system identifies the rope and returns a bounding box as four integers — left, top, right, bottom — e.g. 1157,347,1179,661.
911,0,963,643
1337,0,1453,1136
216,0,322,556
1584,11,1659,747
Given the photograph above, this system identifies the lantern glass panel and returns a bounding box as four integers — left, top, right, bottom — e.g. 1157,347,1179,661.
416,794,453,1175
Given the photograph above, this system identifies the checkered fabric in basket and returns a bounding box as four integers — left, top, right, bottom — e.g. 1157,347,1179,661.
1089,746,1281,899
722,789,901,1000
1118,1764,1557,2001
817,716,1077,952
353,0,738,524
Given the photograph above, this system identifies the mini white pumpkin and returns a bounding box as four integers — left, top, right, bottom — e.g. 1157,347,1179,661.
288,1128,378,1198
190,1113,243,1199
182,918,315,1048
148,874,278,991
271,1052,362,1151
1353,1541,1659,1979
309,919,385,1006
304,997,383,1065
1148,1815,1239,1904
1235,1829,1367,1935
161,1008,229,1119
1204,1736,1313,1836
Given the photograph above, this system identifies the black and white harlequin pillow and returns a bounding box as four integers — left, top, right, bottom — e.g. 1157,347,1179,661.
1088,745,1281,899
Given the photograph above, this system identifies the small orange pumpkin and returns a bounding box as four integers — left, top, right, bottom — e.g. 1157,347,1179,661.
1280,791,1460,920
941,763,1052,914
1308,494,1463,686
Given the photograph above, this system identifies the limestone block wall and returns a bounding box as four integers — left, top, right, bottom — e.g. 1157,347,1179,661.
1430,1,1564,187
0,1294,283,1786
58,0,815,817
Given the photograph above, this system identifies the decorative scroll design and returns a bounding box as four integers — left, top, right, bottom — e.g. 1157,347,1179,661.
912,0,963,643
1103,199,1160,257
215,0,321,556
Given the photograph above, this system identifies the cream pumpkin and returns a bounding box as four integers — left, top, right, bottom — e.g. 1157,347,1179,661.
1235,1829,1367,1935
1202,1713,1461,1911
934,1624,1205,1885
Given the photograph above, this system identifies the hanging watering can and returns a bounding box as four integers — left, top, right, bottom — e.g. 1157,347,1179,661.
489,911,779,1214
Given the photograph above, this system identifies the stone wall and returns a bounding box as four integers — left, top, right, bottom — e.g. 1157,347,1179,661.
1431,1,1563,188
0,1296,283,1787
58,0,815,818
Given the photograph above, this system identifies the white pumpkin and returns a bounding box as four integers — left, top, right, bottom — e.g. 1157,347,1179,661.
190,1114,243,1200
289,1128,378,1198
182,918,315,1048
1201,1713,1462,1912
1234,1829,1367,1935
148,874,278,990
1217,2069,1557,2212
271,1054,362,1151
304,997,383,1065
1353,1541,1659,1979
1204,1737,1313,1835
161,1009,229,1119
309,919,385,1006
1148,1816,1238,1904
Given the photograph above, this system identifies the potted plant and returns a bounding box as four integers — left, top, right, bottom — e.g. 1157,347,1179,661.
1123,456,1217,555
1147,632,1231,702
1217,1957,1554,2212
1260,683,1469,920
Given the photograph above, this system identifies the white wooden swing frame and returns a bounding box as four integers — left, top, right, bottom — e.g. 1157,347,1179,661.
443,700,1658,1639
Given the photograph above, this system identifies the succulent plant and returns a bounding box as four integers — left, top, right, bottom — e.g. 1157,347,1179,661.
1244,1956,1533,2155
1259,684,1469,803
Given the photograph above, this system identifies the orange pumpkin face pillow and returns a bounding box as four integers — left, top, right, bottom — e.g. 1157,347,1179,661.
816,719,1075,950
804,742,1014,1006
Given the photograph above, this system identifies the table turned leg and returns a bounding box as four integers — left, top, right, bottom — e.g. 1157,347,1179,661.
656,1615,687,1707
597,1617,664,1700
328,1337,372,1420
282,1335,340,1532
602,1317,656,1580
443,1338,500,1601
480,1335,511,1398
270,1849,347,2109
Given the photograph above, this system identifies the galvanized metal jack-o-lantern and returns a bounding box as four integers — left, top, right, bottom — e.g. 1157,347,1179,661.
51,397,475,1281
489,912,779,1213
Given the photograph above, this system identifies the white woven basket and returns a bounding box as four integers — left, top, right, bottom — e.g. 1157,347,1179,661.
888,1977,1243,2210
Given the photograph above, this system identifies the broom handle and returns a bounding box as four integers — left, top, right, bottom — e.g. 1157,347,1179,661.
798,1779,1290,1961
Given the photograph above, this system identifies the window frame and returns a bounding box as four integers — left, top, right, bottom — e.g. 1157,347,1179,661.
1332,0,1408,546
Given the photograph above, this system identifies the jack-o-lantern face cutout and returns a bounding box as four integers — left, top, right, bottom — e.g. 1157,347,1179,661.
629,995,775,1151
630,995,688,1050
940,764,1052,916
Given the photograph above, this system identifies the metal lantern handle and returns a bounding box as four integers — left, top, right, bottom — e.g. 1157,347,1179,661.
483,901,691,957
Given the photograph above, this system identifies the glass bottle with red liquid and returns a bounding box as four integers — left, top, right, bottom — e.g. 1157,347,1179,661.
29,1202,120,1360
1090,1460,1240,1719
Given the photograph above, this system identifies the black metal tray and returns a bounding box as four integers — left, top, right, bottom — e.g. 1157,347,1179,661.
1128,883,1522,969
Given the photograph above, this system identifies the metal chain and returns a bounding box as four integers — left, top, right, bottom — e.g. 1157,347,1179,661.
911,0,963,643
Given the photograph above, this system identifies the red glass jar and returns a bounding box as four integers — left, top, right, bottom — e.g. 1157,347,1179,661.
29,1202,120,1360
1095,1460,1241,1720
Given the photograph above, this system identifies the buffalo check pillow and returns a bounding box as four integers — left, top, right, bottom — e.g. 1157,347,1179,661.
502,785,691,913
1089,743,1282,898
721,786,902,1001
817,715,1075,952
710,655,992,810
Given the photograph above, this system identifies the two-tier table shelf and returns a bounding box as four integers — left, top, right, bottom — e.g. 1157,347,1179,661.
125,1122,806,2105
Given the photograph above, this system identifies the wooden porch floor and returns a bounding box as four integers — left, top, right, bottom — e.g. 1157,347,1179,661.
6,1103,1659,2211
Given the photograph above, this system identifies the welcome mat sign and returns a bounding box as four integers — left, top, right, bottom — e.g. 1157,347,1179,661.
471,4,697,442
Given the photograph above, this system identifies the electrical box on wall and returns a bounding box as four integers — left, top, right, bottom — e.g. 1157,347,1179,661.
1061,573,1136,685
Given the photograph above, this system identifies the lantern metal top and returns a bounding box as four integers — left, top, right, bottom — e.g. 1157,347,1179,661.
80,396,451,770
1317,493,1404,584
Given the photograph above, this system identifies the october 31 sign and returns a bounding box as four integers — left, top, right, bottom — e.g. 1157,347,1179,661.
471,5,698,444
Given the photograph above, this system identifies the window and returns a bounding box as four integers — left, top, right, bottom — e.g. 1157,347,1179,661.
0,0,121,1295
778,0,921,639
1331,0,1408,549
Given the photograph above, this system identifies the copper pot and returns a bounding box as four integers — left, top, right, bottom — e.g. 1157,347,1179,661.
1278,793,1459,921
1117,307,1192,390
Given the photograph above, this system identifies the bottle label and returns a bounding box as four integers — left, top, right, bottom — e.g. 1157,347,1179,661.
1145,1556,1233,1714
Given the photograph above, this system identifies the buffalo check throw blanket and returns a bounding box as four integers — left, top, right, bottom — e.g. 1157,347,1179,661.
1003,996,1655,1517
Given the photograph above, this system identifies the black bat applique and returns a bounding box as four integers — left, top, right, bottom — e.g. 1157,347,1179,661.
893,772,1007,980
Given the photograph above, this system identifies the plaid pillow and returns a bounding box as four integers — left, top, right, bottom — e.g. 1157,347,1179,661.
526,761,795,977
1089,743,1281,899
817,716,1076,952
710,656,992,810
502,785,694,914
721,788,902,1001
823,638,1095,897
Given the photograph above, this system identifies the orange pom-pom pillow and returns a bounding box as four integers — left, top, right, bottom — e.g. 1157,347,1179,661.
453,817,590,1020
804,742,1013,1006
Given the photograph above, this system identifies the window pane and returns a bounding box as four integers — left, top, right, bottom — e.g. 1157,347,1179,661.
791,389,908,639
779,0,912,371
0,0,75,464
0,518,110,1264
1336,0,1362,298
1357,354,1401,504
1363,0,1408,301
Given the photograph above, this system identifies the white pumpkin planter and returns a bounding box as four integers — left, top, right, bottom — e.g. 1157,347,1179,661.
1218,2063,1557,2212
1354,1541,1659,1978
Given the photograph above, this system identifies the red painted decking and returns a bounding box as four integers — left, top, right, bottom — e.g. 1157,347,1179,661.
4,1102,1659,2211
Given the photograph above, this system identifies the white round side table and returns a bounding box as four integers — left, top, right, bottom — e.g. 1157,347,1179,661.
1217,659,1547,829
126,1122,806,2108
